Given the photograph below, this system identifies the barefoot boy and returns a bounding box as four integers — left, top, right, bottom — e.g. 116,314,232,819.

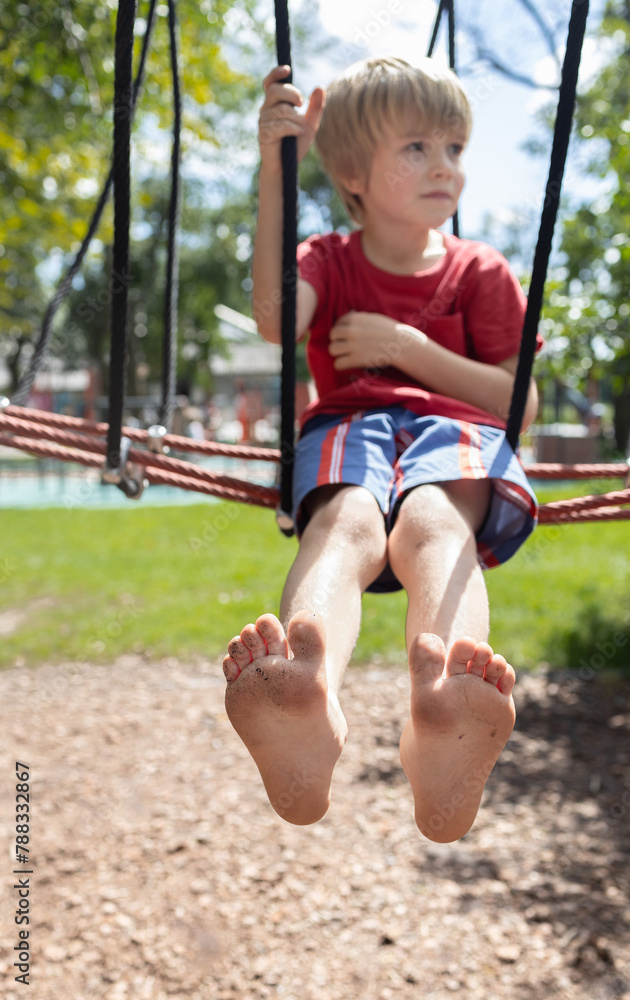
223,57,539,842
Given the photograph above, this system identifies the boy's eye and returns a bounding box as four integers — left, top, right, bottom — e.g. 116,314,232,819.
449,143,464,156
407,141,427,154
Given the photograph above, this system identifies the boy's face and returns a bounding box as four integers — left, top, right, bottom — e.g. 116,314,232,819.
348,122,466,231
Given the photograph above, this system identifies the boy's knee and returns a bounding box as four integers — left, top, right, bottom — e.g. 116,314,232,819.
307,484,386,546
392,484,473,547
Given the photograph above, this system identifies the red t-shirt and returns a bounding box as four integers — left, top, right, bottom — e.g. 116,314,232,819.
297,230,539,429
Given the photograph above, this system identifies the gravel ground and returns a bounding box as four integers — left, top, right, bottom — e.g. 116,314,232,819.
0,655,628,1000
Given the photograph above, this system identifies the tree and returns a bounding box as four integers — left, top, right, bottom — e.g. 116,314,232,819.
62,175,258,401
0,0,266,394
534,1,630,452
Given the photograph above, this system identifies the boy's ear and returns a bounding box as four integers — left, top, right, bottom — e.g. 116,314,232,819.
344,175,366,195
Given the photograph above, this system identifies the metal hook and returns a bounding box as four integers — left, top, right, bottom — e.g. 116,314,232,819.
102,436,146,499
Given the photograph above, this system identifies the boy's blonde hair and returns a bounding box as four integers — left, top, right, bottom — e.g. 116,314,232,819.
315,56,472,223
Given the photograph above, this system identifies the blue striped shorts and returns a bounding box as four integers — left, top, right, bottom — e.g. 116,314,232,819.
292,407,537,592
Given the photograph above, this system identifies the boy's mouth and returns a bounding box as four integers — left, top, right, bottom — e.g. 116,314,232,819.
423,190,452,199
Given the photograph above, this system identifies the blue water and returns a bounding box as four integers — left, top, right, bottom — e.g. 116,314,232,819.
0,460,277,509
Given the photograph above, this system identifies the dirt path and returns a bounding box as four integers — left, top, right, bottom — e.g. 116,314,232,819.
0,655,628,1000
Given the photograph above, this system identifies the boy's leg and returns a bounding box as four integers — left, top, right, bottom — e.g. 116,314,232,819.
223,485,388,825
388,481,516,843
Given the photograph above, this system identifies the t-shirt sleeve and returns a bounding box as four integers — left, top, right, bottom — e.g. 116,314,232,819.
297,234,332,312
459,245,543,364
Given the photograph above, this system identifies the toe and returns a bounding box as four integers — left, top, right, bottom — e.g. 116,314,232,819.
241,623,269,660
227,635,254,669
467,642,493,678
408,633,446,685
255,613,289,657
497,664,516,697
445,637,478,676
487,657,516,697
484,653,509,688
287,610,326,665
223,655,242,683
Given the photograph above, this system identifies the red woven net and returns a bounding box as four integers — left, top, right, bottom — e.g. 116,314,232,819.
1,404,628,524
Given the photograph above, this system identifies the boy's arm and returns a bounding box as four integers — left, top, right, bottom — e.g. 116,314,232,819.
328,312,539,430
252,66,324,344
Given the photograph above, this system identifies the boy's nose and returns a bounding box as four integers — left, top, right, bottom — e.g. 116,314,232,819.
430,154,451,176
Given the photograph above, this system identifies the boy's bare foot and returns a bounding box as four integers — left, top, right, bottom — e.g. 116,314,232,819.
223,611,347,825
399,633,516,843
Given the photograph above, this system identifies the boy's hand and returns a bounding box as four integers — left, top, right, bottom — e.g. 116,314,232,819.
259,66,325,171
329,312,423,372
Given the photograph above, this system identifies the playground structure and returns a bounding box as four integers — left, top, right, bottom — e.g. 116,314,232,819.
2,399,629,523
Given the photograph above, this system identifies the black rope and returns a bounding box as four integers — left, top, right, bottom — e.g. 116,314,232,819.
427,0,447,57
106,0,137,468
11,0,158,407
446,0,456,71
274,0,298,530
506,0,589,451
158,0,183,431
446,0,459,237
426,0,459,236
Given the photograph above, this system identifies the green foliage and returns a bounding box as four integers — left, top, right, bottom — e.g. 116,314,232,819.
0,0,350,400
533,1,630,450
62,177,257,396
554,604,630,676
0,0,266,392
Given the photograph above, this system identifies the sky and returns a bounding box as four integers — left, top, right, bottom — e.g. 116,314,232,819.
288,0,608,242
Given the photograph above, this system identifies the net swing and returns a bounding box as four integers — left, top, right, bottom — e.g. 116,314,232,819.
1,0,629,525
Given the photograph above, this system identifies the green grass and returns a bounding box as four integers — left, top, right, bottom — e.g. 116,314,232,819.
0,485,628,672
